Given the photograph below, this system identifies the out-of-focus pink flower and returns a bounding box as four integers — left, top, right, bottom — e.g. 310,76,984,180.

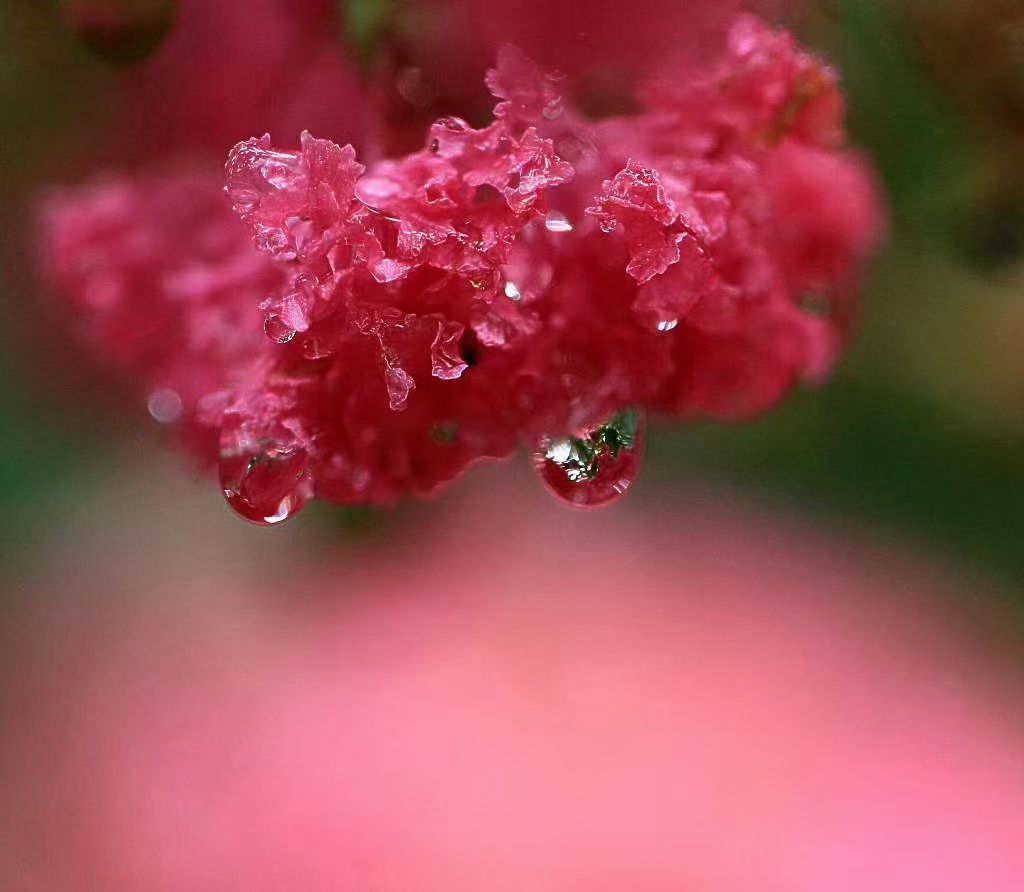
41,169,278,458
42,170,273,395
393,0,799,124
41,14,884,518
2,475,1022,889
110,0,364,158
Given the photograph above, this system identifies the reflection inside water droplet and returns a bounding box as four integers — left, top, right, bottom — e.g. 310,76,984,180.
533,409,646,508
218,419,313,526
264,316,297,344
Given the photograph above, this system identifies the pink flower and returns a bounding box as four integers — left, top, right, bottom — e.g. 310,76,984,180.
41,169,278,458
105,0,364,159
3,475,1022,889
398,0,798,122
41,15,884,519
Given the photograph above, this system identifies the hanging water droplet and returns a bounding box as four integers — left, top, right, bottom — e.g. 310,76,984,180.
545,211,574,233
147,387,183,424
218,419,313,526
532,409,646,508
264,316,297,344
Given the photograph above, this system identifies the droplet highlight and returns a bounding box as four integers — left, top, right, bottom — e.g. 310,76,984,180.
545,211,574,233
533,409,646,508
147,388,183,424
218,418,313,526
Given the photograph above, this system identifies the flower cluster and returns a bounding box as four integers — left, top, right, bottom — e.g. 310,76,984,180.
42,14,883,519
42,169,277,449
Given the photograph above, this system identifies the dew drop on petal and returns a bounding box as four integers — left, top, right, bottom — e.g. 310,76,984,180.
218,420,313,526
532,409,646,508
147,387,183,424
545,211,574,233
504,280,522,301
264,316,297,344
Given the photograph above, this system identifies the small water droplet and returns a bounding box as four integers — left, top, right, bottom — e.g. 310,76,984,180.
542,101,564,121
437,116,468,132
147,388,183,424
264,316,297,344
545,211,574,233
504,281,522,301
219,420,313,526
533,409,646,508
656,318,679,332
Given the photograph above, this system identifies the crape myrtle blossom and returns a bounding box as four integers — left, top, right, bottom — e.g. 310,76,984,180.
389,0,778,127
42,169,279,460
42,14,883,521
220,17,882,514
108,0,365,160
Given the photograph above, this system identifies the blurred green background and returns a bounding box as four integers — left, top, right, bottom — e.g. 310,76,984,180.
1,0,1023,585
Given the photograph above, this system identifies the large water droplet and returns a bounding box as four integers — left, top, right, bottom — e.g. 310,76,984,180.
219,420,313,526
533,409,645,508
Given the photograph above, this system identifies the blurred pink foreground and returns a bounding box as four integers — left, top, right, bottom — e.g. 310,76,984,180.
2,474,1023,890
